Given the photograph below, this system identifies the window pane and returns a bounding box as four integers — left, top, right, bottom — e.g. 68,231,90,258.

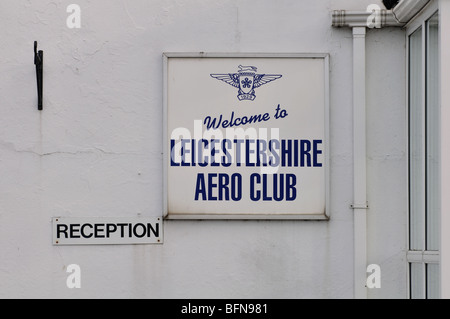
410,263,425,299
409,27,424,250
426,12,440,251
427,263,440,299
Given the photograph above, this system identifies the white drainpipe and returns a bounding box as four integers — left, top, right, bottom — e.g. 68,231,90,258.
332,7,406,299
351,26,368,299
332,0,430,299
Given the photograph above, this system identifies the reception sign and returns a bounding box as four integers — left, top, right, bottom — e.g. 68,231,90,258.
163,53,329,219
53,217,163,245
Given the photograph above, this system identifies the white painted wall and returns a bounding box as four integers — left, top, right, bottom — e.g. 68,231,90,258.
439,0,450,299
0,0,406,298
366,26,407,298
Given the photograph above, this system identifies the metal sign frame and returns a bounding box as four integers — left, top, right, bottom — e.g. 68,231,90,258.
163,53,330,220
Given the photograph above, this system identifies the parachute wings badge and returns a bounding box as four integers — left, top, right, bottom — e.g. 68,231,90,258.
211,65,282,101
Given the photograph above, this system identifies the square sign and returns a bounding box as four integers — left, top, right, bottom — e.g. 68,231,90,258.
163,53,329,220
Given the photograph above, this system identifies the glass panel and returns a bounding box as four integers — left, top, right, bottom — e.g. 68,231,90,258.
426,12,440,251
409,27,425,250
427,263,440,299
410,263,425,299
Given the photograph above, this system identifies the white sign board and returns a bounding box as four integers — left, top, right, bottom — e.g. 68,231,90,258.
164,53,329,220
53,217,163,245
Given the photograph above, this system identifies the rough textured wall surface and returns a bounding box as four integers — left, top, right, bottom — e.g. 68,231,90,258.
0,0,406,298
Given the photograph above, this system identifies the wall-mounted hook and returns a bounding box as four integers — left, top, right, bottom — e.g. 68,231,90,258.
34,41,43,111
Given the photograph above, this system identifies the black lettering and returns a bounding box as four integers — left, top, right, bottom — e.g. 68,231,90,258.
147,223,159,237
81,223,93,238
69,224,81,238
106,223,117,238
117,223,127,237
133,223,146,238
56,224,68,239
94,223,105,238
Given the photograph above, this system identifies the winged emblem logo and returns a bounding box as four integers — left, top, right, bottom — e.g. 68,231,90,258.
211,65,282,101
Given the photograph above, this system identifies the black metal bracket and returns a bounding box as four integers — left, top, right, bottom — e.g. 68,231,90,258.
34,41,43,111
